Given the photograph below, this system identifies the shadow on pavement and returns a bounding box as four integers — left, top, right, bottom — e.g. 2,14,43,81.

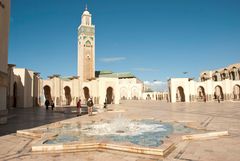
0,106,82,136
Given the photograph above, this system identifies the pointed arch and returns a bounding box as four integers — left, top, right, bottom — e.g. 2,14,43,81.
64,86,72,105
106,87,114,104
85,40,92,47
176,86,185,102
43,85,52,101
214,85,224,100
131,86,139,100
83,87,90,101
197,86,206,101
233,84,240,100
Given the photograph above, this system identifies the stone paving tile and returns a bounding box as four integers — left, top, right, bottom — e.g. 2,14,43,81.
175,138,240,161
0,101,240,161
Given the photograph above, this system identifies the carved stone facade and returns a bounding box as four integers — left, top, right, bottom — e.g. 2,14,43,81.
78,7,95,81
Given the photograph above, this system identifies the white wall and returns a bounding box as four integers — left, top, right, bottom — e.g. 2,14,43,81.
169,78,190,103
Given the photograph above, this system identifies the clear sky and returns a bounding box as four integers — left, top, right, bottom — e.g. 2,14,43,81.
9,0,240,83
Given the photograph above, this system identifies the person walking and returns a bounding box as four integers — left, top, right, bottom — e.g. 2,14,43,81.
104,97,107,109
87,97,94,116
77,99,81,116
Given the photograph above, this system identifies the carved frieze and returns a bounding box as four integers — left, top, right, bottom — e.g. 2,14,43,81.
78,26,95,35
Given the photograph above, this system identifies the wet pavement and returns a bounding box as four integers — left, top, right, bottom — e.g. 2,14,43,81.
0,106,79,136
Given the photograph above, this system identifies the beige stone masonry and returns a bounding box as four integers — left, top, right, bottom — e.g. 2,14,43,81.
182,131,229,140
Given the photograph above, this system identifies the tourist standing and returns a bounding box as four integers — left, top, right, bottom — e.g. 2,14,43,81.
77,99,81,116
45,100,50,110
51,100,55,110
87,97,94,116
104,97,107,108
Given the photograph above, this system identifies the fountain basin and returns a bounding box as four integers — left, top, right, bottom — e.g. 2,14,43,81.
17,119,204,156
17,116,208,156
32,141,175,156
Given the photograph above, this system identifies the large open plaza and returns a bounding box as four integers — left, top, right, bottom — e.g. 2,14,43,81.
0,100,240,161
1,0,240,160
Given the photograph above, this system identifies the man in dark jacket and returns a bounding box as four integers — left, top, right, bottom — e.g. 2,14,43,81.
45,100,50,110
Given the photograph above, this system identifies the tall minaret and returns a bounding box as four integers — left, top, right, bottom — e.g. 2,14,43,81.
77,6,95,81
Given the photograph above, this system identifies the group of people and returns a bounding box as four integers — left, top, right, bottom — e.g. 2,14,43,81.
44,100,55,110
77,97,94,116
44,97,94,116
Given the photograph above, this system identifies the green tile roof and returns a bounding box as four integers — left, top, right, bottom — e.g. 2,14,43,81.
99,70,113,75
99,72,136,78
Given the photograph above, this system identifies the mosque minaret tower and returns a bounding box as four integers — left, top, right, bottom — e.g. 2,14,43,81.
77,6,95,81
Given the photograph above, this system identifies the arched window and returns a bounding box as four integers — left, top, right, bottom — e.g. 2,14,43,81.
85,40,91,47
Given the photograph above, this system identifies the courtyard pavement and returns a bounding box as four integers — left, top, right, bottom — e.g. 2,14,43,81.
0,100,240,161
0,106,79,136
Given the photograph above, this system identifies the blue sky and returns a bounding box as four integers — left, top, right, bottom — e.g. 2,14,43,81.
9,0,240,84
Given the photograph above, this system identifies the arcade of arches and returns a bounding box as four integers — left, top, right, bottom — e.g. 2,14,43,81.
173,84,240,102
200,65,240,82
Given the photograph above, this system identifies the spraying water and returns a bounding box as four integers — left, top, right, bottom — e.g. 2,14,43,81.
81,114,167,136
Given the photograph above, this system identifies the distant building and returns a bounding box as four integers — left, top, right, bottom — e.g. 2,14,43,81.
142,92,168,101
168,63,240,103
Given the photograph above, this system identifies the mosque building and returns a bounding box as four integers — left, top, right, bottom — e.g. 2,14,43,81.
4,6,166,114
168,63,240,103
40,7,144,106
4,4,239,124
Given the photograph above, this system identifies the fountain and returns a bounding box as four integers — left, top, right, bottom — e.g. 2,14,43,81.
17,114,202,156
